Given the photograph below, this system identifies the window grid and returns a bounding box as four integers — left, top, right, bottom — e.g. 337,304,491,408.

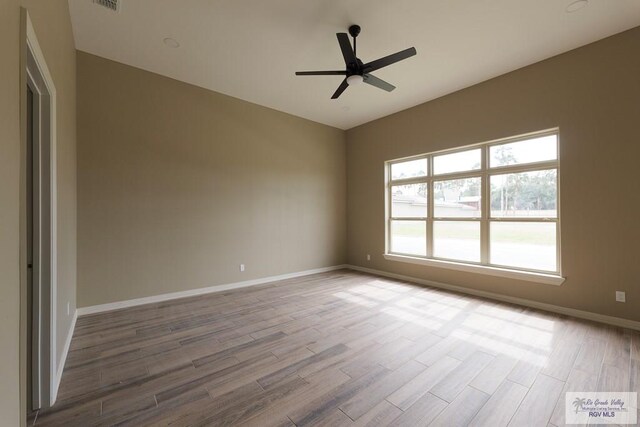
386,130,560,275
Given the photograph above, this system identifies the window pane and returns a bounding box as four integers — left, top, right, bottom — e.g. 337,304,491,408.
390,220,426,256
434,221,480,262
391,158,427,181
490,169,557,218
434,177,481,218
433,149,481,175
490,222,556,271
490,135,557,167
392,184,427,218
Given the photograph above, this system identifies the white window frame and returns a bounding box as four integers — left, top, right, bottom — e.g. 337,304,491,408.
384,129,564,286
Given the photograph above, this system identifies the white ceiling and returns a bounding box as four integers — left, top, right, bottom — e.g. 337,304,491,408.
68,0,640,130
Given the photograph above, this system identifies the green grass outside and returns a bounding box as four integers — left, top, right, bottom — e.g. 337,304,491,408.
393,221,555,246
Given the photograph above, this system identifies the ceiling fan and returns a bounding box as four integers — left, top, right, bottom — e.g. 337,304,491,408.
295,25,417,99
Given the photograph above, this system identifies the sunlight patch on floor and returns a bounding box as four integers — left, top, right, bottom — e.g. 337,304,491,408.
450,329,550,366
333,291,379,308
382,306,443,330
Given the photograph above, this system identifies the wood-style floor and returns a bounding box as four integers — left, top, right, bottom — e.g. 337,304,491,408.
33,270,639,426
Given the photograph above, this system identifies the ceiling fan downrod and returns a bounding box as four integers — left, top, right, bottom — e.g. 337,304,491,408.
349,25,361,57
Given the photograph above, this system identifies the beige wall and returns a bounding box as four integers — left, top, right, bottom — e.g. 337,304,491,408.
76,52,347,308
0,1,23,422
0,0,76,423
347,27,640,322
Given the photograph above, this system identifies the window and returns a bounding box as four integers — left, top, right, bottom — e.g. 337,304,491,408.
386,130,561,277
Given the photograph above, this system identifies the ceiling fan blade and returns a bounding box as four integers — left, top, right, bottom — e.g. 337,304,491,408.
295,70,347,76
336,33,357,66
363,47,417,73
331,78,349,99
363,74,396,92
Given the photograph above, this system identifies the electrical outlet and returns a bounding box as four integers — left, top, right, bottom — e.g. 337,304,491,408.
615,291,626,303
366,254,371,261
240,264,245,272
67,302,70,316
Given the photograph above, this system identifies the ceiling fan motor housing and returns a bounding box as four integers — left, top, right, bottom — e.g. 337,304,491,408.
347,59,364,76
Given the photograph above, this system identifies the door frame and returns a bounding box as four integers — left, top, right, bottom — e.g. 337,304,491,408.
20,8,58,412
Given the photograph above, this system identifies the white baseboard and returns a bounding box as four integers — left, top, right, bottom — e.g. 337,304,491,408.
75,262,639,331
77,265,349,316
51,308,77,405
347,264,640,331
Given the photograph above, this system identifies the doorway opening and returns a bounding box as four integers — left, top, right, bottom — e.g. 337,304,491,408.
24,11,57,414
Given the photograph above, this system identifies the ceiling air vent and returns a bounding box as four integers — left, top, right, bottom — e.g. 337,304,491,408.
93,0,121,13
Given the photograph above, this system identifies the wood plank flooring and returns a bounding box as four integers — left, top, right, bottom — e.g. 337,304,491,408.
32,270,640,426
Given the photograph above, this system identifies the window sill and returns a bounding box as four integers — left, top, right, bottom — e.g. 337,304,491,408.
383,254,565,286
